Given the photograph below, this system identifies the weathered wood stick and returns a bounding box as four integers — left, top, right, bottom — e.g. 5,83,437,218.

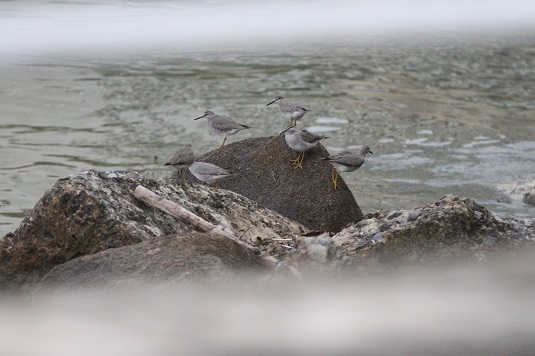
133,185,278,269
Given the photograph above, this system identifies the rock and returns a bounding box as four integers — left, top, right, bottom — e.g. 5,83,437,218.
37,232,270,290
0,171,305,290
372,233,384,242
331,195,535,269
407,211,421,222
183,136,363,233
499,179,535,207
387,211,402,220
524,193,535,207
281,234,338,275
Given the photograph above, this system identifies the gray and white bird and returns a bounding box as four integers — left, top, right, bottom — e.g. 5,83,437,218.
164,144,195,183
320,145,373,189
188,161,233,184
194,111,250,147
280,125,329,169
266,95,310,126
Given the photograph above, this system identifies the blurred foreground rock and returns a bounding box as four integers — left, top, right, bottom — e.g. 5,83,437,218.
37,232,270,290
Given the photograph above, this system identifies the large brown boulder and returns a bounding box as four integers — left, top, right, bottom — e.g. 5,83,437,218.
186,136,363,233
0,171,305,290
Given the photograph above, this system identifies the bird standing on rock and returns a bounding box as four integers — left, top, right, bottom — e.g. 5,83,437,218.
164,143,195,183
321,145,373,189
267,95,310,126
188,161,233,185
280,125,329,169
194,111,250,147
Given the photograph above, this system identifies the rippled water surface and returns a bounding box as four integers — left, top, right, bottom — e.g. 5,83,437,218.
1,2,535,237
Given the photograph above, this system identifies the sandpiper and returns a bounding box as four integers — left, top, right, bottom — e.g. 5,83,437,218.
194,111,250,147
280,125,329,169
188,161,233,184
164,143,195,183
320,145,373,189
266,95,310,126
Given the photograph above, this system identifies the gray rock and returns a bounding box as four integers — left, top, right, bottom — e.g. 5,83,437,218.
37,232,270,290
387,211,402,220
332,195,535,269
0,171,305,290
281,234,338,274
372,233,384,242
407,211,421,222
187,136,363,233
524,193,535,207
379,222,391,232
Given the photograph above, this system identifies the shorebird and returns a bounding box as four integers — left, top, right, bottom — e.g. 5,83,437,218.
194,111,250,147
164,144,195,183
321,145,373,189
280,125,329,169
188,161,233,184
266,95,310,126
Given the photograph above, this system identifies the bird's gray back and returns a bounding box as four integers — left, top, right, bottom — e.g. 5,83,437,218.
299,130,327,144
329,151,365,167
191,161,230,176
167,145,195,166
208,115,247,131
279,98,305,112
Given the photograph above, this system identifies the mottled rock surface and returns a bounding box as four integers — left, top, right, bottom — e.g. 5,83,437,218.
330,195,535,270
182,136,363,233
3,166,535,292
37,232,270,290
0,171,305,290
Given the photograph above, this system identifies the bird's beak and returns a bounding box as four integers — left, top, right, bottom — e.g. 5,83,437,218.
266,98,278,106
278,126,293,136
194,114,205,120
369,150,373,154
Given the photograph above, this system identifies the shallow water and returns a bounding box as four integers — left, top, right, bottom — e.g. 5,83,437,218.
1,2,535,237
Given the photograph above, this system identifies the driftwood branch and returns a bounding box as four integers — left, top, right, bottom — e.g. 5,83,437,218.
133,185,278,269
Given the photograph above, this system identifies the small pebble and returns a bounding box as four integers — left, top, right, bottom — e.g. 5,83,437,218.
474,211,484,220
372,233,384,242
387,211,402,220
407,211,421,222
105,170,119,179
356,219,369,228
379,222,391,232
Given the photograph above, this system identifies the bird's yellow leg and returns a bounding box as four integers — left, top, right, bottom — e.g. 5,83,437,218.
290,153,301,167
296,151,305,169
220,137,227,147
330,167,335,183
330,167,339,189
